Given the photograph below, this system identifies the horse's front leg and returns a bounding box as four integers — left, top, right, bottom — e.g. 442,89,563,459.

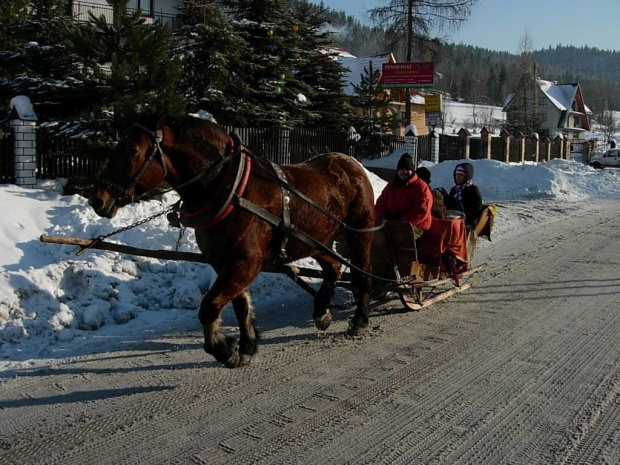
199,262,260,368
232,290,260,366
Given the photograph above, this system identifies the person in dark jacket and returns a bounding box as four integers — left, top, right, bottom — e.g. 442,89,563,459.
374,153,432,231
445,162,483,226
415,166,447,220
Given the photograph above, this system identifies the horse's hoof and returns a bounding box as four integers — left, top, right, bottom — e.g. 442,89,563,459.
346,320,368,337
238,354,253,367
224,352,240,368
314,309,332,331
222,343,240,368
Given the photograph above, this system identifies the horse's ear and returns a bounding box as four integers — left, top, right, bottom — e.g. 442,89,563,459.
155,115,174,145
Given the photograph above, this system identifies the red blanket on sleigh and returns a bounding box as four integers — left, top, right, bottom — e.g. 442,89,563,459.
416,218,469,268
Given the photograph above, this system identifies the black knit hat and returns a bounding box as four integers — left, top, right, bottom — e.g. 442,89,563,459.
397,153,414,171
416,166,431,184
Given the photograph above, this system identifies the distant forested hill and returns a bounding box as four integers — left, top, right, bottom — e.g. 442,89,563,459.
316,2,620,114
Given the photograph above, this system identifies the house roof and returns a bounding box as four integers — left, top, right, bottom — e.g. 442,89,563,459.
339,53,394,96
504,80,592,115
537,79,592,114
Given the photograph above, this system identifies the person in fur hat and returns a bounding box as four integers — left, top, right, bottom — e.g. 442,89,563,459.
374,153,432,231
445,162,483,226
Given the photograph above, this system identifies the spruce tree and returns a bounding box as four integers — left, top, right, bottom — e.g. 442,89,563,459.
349,61,399,158
289,1,351,129
0,0,85,120
175,1,249,125
220,0,306,126
71,0,185,126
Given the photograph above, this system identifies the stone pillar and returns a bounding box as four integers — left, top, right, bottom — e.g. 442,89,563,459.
480,127,492,159
543,137,551,161
9,96,38,188
404,124,418,168
500,128,511,164
518,132,526,163
458,128,471,159
430,130,439,164
531,132,540,163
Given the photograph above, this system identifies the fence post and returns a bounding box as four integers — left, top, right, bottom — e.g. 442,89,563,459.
554,135,564,159
500,128,511,163
518,132,526,163
404,124,418,167
564,138,572,160
481,127,492,159
9,96,38,188
531,132,540,163
458,128,471,159
543,137,551,161
430,129,439,164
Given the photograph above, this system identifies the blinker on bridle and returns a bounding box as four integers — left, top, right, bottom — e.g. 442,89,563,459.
99,123,169,209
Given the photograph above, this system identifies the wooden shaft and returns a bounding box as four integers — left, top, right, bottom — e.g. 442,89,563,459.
40,234,208,263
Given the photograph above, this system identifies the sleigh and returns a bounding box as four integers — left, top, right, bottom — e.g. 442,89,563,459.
316,206,495,311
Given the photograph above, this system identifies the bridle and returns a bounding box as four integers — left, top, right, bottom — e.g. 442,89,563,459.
97,123,169,210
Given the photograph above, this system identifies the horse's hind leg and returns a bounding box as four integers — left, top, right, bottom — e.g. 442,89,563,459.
344,231,373,336
313,255,341,331
232,290,260,366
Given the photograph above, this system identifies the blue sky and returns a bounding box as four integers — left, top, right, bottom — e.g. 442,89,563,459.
316,0,620,53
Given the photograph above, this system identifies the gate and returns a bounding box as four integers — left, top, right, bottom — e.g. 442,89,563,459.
0,123,14,184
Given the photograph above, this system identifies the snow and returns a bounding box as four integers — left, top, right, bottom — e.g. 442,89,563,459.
2,157,620,374
9,95,38,121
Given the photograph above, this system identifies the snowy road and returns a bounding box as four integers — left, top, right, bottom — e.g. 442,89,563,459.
2,199,620,464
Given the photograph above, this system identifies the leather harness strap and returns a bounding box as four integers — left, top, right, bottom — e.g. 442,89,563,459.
269,162,292,259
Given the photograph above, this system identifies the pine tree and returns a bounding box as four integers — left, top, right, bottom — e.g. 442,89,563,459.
289,1,351,129
219,0,307,127
175,1,251,125
0,0,85,119
349,61,399,158
71,0,185,125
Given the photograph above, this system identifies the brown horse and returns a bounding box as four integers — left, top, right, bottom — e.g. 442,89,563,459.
89,115,375,368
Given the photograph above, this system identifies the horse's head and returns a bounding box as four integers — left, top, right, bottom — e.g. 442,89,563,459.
90,122,169,218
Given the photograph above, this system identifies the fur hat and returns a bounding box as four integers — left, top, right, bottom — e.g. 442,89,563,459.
397,153,415,171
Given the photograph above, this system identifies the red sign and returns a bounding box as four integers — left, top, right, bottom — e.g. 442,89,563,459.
381,62,434,88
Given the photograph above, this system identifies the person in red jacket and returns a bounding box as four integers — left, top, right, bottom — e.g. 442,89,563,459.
374,153,432,231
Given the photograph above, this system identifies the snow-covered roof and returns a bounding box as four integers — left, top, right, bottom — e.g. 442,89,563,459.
505,80,592,116
538,79,575,111
317,46,356,59
410,91,425,105
339,53,393,96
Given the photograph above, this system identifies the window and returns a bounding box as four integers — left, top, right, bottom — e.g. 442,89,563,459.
538,97,547,106
127,0,153,15
540,113,547,122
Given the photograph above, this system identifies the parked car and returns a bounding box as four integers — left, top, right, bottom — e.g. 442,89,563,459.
589,148,620,168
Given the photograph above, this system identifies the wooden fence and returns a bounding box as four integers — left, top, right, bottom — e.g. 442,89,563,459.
30,125,574,181
37,131,108,179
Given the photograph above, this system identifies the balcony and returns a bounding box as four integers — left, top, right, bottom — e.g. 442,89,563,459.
68,1,179,31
